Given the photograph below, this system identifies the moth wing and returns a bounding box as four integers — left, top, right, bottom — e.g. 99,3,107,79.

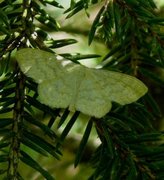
75,68,147,118
16,48,64,83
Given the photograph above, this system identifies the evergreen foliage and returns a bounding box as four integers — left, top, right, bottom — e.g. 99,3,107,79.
0,0,163,179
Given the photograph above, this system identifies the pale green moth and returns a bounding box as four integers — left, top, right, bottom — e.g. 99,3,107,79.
16,48,148,118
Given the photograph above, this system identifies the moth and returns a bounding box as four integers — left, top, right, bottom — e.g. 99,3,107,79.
16,48,147,118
